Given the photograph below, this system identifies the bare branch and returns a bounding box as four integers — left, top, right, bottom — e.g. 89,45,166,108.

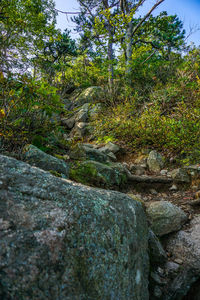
141,49,157,64
55,9,82,15
132,39,160,49
131,0,165,37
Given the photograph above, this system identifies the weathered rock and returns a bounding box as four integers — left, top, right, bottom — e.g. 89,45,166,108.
134,155,148,167
147,151,164,173
61,116,75,129
69,160,128,188
106,151,117,162
170,168,191,183
71,86,104,107
169,184,178,191
146,201,188,236
23,144,69,178
0,155,149,300
148,230,167,265
160,169,168,176
127,174,173,184
88,103,102,119
70,122,88,138
161,216,200,300
99,142,120,154
130,164,146,176
75,109,88,123
62,98,73,111
69,143,109,163
183,165,200,183
164,261,180,278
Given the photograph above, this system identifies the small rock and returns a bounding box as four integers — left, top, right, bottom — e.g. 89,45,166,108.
170,168,190,183
122,162,129,169
69,160,128,188
153,286,162,298
106,151,117,162
164,261,180,277
61,116,75,129
146,201,188,236
70,122,88,138
62,155,70,161
151,272,164,285
99,142,120,154
135,155,147,167
150,189,158,195
160,169,168,176
130,164,145,175
147,151,164,173
174,258,183,265
169,184,178,191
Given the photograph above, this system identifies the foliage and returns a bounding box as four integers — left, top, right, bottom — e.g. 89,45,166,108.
0,73,63,150
0,0,58,74
93,46,200,163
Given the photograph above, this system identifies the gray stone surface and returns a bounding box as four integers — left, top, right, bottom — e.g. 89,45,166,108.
162,216,200,300
146,201,188,236
170,168,191,183
70,122,88,138
71,86,104,108
99,142,120,154
130,164,145,176
61,116,75,129
148,230,167,265
69,160,128,188
75,108,88,123
69,143,109,163
23,144,69,178
147,151,164,173
0,155,149,300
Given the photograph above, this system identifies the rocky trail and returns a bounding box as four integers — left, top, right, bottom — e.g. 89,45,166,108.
1,87,200,300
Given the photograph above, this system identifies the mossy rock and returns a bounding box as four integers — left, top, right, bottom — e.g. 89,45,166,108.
69,160,128,189
69,143,109,163
70,87,104,108
23,144,70,178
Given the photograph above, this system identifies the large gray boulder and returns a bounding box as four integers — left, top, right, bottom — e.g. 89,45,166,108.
23,144,70,178
0,155,149,300
146,201,187,236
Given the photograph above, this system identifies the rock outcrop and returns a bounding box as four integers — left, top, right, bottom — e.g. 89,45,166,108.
23,144,70,178
0,154,149,300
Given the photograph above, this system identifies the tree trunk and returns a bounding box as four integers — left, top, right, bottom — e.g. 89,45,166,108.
125,21,133,85
107,28,114,90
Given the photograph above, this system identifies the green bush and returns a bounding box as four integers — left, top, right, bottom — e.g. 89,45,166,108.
0,73,63,150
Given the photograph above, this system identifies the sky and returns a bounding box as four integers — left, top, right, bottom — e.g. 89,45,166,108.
54,0,200,46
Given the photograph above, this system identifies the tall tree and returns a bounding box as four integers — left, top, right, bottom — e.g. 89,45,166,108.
0,0,58,75
73,0,119,89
